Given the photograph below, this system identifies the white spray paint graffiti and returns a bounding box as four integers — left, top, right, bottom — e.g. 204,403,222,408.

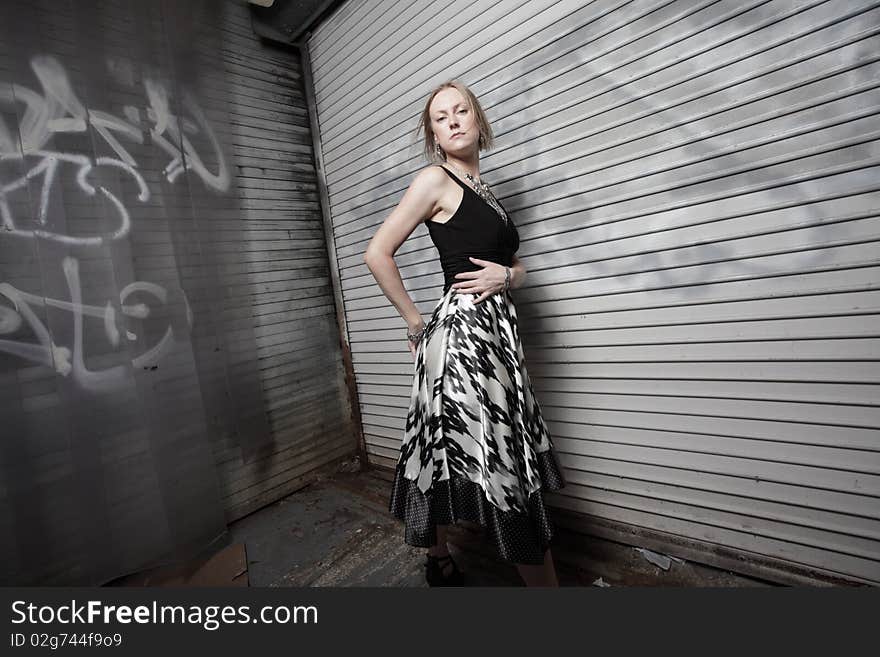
0,256,192,393
0,151,148,245
0,55,226,390
0,55,230,245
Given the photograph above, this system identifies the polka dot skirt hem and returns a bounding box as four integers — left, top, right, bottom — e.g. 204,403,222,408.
388,449,566,566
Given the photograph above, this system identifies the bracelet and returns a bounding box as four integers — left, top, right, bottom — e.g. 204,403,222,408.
407,326,426,344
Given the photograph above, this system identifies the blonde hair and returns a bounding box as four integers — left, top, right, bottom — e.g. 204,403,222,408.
417,80,494,162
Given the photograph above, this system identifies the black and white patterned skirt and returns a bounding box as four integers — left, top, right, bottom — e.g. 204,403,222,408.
388,285,566,565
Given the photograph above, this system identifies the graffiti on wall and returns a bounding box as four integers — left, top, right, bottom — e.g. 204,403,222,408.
0,256,191,392
0,54,230,244
0,55,229,391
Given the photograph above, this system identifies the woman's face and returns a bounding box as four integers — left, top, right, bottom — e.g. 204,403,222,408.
430,87,478,158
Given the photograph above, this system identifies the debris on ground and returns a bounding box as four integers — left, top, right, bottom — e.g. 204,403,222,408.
634,547,682,571
335,456,362,473
592,576,611,587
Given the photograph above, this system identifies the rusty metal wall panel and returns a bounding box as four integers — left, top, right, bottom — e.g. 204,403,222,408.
306,0,880,584
0,0,355,585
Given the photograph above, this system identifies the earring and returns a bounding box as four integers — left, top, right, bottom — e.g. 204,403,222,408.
434,141,444,159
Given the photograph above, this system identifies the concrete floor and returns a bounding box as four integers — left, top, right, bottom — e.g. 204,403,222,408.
227,457,772,587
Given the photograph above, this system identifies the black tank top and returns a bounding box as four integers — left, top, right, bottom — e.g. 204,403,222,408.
425,165,520,294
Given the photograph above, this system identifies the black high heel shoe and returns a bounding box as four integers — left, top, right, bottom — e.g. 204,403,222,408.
425,553,466,586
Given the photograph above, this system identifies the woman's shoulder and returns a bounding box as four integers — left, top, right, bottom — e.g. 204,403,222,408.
413,163,449,183
407,164,451,197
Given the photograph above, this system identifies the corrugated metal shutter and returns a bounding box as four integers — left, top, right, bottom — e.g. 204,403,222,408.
0,0,356,584
306,0,880,585
212,1,358,521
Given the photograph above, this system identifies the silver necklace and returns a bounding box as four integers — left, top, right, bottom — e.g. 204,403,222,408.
446,163,509,225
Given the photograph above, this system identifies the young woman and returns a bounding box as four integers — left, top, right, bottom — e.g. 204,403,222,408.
364,80,566,587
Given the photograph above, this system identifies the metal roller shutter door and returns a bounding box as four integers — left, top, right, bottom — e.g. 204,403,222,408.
210,0,358,522
306,0,880,584
0,0,356,583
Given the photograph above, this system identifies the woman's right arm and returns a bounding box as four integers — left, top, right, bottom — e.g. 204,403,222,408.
363,166,444,337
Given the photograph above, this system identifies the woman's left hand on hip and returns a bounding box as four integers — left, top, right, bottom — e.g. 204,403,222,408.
452,257,506,305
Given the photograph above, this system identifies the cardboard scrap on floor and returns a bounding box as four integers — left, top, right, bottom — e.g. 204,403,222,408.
106,543,249,587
